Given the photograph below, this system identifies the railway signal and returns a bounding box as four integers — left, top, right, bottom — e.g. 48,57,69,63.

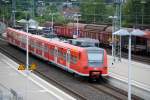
73,13,81,38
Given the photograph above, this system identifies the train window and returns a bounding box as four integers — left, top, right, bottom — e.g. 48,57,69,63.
28,39,31,45
35,42,38,49
30,40,32,46
12,32,15,39
76,42,81,46
44,45,48,52
30,40,34,47
33,40,36,48
88,51,104,67
33,41,36,48
37,42,42,50
18,35,21,41
36,42,40,50
63,53,66,60
22,35,27,44
40,43,42,50
71,55,77,64
49,49,54,55
58,50,63,58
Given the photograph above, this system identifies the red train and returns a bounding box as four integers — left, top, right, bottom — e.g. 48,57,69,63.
54,23,150,54
6,27,108,80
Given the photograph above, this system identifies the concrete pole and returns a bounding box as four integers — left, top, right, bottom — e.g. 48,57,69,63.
26,22,29,71
76,15,79,37
119,3,122,62
52,13,54,34
12,0,16,27
112,18,114,64
128,33,132,100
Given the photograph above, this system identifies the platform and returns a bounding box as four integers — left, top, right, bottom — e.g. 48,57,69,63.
0,53,76,100
108,55,150,99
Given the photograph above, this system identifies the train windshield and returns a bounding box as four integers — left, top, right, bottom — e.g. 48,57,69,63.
88,51,104,67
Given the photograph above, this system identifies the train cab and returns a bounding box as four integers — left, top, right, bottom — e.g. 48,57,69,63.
85,47,107,80
67,38,107,80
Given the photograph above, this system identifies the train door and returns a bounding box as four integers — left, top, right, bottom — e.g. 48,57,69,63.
54,47,58,63
66,49,70,69
42,42,44,58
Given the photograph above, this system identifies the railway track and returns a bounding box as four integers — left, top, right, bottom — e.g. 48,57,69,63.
89,83,142,100
0,37,143,100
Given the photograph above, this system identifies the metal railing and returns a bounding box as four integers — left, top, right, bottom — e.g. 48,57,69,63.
0,83,23,100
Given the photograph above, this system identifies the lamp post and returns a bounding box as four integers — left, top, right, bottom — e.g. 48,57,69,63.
49,13,54,34
108,16,118,64
73,13,81,38
19,19,29,72
26,21,29,71
113,29,145,100
128,32,132,100
12,0,16,27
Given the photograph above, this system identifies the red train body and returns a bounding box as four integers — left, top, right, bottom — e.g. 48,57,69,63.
6,27,108,79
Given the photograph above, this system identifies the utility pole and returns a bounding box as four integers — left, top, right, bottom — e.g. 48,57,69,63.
112,0,123,63
49,13,54,34
73,13,81,38
26,21,29,71
12,0,16,27
52,13,54,34
0,1,1,21
31,0,35,18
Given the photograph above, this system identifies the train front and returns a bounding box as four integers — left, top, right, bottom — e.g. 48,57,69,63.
84,47,108,80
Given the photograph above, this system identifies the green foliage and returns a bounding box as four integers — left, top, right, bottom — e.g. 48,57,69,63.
35,5,66,25
1,0,150,27
123,0,150,26
0,3,11,21
80,0,107,24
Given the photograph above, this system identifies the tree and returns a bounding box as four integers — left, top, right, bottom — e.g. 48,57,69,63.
36,4,66,25
80,0,106,24
123,0,150,27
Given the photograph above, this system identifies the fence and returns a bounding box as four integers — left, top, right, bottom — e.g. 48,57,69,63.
0,83,23,100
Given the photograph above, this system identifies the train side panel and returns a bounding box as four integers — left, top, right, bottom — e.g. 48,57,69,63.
6,27,108,78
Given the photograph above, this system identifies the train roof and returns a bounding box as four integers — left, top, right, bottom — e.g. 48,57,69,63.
69,38,99,43
7,27,84,51
8,27,107,53
7,27,32,36
30,34,84,51
68,38,99,47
